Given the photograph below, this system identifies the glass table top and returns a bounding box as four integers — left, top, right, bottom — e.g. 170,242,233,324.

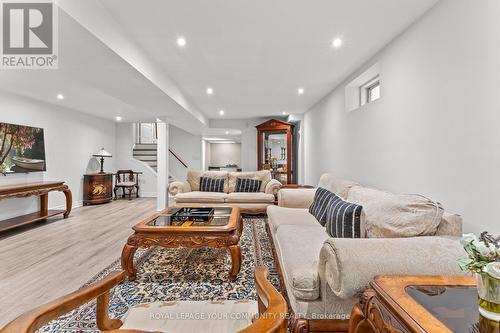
146,207,232,227
406,285,480,333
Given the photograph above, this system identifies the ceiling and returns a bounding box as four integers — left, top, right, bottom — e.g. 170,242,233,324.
0,0,439,133
100,0,438,119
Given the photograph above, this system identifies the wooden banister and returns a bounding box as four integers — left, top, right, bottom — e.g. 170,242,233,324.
169,148,188,168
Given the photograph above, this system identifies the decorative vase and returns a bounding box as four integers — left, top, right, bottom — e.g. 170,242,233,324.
477,263,500,332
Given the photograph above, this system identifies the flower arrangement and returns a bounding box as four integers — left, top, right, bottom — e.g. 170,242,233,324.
458,232,500,273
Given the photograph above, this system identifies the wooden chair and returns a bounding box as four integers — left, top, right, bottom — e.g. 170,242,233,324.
114,170,141,200
0,267,288,333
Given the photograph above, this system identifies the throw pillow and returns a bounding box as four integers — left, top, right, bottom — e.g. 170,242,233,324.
199,177,225,192
309,187,338,226
325,192,364,238
235,178,262,192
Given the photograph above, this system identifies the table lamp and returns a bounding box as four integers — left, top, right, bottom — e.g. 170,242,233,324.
92,148,112,173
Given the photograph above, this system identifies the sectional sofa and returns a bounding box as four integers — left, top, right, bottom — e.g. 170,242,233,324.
266,173,466,333
168,170,282,213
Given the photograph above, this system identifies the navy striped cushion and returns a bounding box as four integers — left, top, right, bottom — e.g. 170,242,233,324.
309,187,337,226
325,193,363,238
199,177,225,192
235,178,262,192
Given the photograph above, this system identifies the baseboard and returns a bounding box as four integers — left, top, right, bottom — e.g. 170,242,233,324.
50,200,83,211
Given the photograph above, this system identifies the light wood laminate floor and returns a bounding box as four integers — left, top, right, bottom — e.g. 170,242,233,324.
0,198,156,327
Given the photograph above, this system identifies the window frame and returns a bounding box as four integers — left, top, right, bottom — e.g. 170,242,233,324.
359,75,380,106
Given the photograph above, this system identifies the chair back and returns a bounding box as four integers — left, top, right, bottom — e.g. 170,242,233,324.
115,170,137,185
0,267,287,333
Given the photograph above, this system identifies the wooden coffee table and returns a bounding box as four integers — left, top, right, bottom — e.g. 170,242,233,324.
349,275,479,333
121,206,243,281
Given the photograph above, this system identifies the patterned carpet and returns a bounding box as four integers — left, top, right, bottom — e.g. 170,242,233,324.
38,217,279,332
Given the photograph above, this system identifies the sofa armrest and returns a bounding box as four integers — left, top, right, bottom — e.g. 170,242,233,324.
168,181,191,196
277,188,316,208
264,179,282,196
318,236,466,300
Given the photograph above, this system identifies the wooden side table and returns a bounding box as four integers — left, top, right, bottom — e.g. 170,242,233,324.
83,173,113,205
349,275,478,333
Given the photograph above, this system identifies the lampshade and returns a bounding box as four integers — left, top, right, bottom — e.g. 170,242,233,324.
93,148,112,158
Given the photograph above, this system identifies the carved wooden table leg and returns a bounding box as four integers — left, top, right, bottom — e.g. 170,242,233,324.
121,243,138,280
228,244,242,281
62,187,72,218
40,193,48,217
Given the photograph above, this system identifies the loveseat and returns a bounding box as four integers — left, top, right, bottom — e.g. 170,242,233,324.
169,170,281,212
266,173,465,332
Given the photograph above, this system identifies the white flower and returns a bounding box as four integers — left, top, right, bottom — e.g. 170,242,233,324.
474,240,493,257
485,262,500,279
461,233,478,246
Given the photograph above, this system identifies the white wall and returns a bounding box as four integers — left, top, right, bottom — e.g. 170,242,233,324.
0,91,116,220
304,0,500,234
169,125,202,178
209,143,241,167
115,123,157,197
203,140,211,170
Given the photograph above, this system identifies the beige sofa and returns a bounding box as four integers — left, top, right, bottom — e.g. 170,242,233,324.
267,173,465,332
169,170,281,212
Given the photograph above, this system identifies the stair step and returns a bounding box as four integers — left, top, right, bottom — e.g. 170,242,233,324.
134,155,157,161
133,151,157,156
134,144,158,150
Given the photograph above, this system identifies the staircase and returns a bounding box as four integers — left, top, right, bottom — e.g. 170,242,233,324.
132,143,184,185
133,143,157,171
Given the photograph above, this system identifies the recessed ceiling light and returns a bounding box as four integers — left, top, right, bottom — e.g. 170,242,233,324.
332,37,343,49
56,93,64,100
225,130,229,135
206,87,214,95
156,118,162,122
115,116,122,121
176,36,186,47
282,111,287,115
219,110,225,116
297,88,304,95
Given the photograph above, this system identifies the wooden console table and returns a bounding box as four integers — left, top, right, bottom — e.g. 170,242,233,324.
0,181,72,232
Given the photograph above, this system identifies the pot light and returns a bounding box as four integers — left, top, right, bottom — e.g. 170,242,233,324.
225,130,229,135
219,110,225,116
297,88,304,95
56,93,64,100
206,87,214,95
176,36,186,47
282,111,287,115
332,38,343,49
115,116,122,122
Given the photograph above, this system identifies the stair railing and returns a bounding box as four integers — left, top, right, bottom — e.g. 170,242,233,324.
169,148,188,168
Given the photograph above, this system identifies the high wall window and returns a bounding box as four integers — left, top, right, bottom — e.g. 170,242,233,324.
345,63,380,112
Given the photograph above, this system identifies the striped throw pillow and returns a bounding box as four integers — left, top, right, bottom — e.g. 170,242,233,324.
325,192,364,238
199,177,225,192
235,178,262,193
309,187,338,226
